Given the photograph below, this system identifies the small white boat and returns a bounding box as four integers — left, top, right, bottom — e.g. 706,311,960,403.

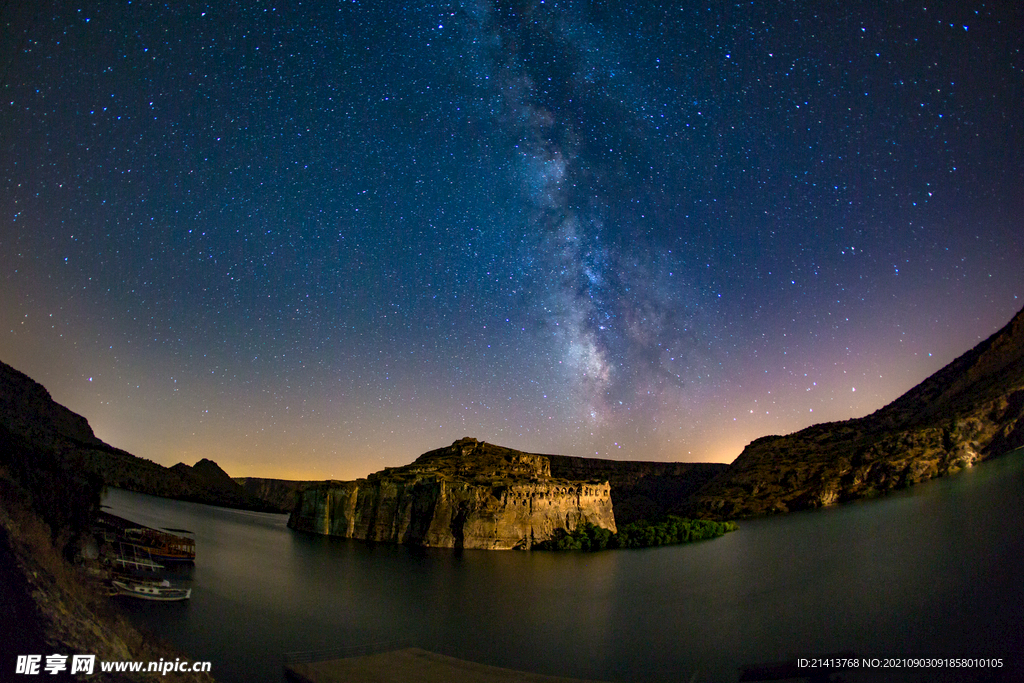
111,579,192,602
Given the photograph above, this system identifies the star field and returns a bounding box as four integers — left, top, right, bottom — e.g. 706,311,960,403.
1,1,1021,479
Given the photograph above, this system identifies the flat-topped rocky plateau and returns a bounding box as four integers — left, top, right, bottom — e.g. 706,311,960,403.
288,438,729,550
289,437,618,549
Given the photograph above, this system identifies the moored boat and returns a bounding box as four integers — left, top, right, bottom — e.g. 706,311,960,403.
111,578,191,602
95,511,196,563
125,527,196,563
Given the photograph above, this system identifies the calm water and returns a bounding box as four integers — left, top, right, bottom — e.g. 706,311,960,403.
104,450,1024,683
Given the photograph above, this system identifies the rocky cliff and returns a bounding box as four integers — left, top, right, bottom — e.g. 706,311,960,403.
289,438,617,549
690,305,1024,518
0,361,213,681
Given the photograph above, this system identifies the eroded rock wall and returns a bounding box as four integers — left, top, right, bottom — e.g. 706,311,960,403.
289,439,616,549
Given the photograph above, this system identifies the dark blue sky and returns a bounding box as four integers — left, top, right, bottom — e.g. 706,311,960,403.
1,0,1021,479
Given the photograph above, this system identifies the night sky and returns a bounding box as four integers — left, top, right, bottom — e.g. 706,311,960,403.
1,1,1021,480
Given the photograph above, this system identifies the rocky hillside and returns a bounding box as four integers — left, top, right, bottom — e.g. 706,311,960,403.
166,458,280,511
0,359,276,512
290,437,618,549
691,306,1024,518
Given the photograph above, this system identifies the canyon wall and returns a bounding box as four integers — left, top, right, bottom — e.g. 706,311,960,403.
289,438,616,549
0,359,277,512
690,305,1024,518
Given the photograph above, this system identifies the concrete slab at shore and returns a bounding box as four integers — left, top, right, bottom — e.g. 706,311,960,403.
284,647,615,683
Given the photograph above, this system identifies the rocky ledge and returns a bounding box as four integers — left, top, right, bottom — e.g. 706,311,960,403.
288,438,616,549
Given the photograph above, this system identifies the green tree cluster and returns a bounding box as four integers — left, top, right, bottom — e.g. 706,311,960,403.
534,516,738,552
616,516,738,548
534,521,615,551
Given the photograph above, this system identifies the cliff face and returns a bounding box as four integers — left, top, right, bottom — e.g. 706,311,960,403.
289,438,616,549
691,306,1024,518
0,362,212,680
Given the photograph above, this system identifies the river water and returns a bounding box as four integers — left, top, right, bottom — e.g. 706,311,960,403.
103,449,1024,683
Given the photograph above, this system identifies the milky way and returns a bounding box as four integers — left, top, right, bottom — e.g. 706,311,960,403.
471,0,711,427
1,1,1021,478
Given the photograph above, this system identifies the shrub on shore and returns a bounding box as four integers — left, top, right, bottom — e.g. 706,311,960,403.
616,516,738,548
534,516,738,551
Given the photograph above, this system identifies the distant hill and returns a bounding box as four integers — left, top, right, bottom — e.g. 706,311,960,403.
0,359,278,513
234,477,317,513
690,306,1024,518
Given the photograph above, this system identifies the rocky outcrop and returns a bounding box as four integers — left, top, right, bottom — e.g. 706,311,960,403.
690,306,1024,518
289,438,616,549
